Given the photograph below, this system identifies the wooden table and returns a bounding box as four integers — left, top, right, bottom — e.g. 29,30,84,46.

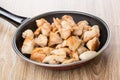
0,0,120,80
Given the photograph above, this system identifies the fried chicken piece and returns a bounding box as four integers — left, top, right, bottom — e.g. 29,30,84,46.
83,25,100,42
53,18,62,30
70,51,79,60
62,58,76,64
35,18,51,36
92,25,100,36
41,22,51,36
66,36,82,51
21,37,34,54
62,15,76,26
22,29,34,38
43,55,66,64
56,40,67,48
21,29,34,54
77,20,91,31
79,51,98,60
31,52,46,62
42,55,57,64
36,18,48,27
34,27,41,36
60,29,71,39
77,20,88,26
48,32,63,46
51,23,58,32
61,20,72,29
59,20,72,39
86,37,100,51
77,46,88,55
43,47,53,55
34,34,48,47
43,48,67,64
72,25,83,36
30,47,52,62
51,48,66,57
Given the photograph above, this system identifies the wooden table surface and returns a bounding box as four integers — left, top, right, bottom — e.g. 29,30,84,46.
0,0,120,80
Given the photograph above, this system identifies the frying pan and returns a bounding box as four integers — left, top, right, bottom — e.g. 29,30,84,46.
0,7,111,70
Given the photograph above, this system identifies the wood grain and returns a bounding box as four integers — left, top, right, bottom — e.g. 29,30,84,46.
0,0,120,80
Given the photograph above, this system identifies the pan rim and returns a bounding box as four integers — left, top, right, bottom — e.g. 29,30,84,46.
12,11,111,67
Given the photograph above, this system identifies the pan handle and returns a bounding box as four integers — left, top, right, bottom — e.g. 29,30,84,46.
0,7,28,27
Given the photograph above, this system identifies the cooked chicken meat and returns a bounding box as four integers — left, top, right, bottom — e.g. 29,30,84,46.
41,22,51,36
70,51,79,60
72,25,83,36
77,20,91,31
62,15,76,26
30,47,52,62
49,32,63,46
83,25,100,42
21,37,34,54
79,51,98,60
56,40,67,48
51,48,66,57
53,18,62,30
59,20,72,39
22,29,34,38
77,46,88,55
34,34,48,47
66,36,82,51
43,48,67,64
86,37,100,51
36,18,48,27
62,58,76,64
42,55,57,64
21,29,34,54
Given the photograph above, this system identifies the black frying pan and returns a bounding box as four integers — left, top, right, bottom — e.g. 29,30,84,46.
0,7,110,70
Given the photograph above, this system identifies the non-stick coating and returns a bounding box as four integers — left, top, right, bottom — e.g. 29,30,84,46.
13,11,109,69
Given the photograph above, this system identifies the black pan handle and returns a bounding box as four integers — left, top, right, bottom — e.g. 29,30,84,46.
0,7,28,27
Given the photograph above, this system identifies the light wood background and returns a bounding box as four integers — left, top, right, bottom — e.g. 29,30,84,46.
0,0,120,80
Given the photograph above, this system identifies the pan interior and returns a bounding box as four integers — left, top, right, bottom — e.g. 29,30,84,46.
15,12,108,59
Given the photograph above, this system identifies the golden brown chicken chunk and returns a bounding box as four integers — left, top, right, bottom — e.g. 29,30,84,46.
51,48,66,56
56,40,67,48
21,29,34,54
66,36,82,51
30,47,52,62
43,48,67,64
70,51,79,60
34,18,48,36
21,37,34,54
42,55,57,64
49,32,63,46
59,20,72,39
72,25,83,36
36,18,48,27
35,18,51,36
34,34,48,47
62,58,76,64
53,18,62,30
51,23,58,32
30,48,46,62
77,20,91,32
83,25,100,42
41,22,51,36
62,15,76,26
77,46,88,55
22,29,34,38
79,51,98,60
86,37,100,51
